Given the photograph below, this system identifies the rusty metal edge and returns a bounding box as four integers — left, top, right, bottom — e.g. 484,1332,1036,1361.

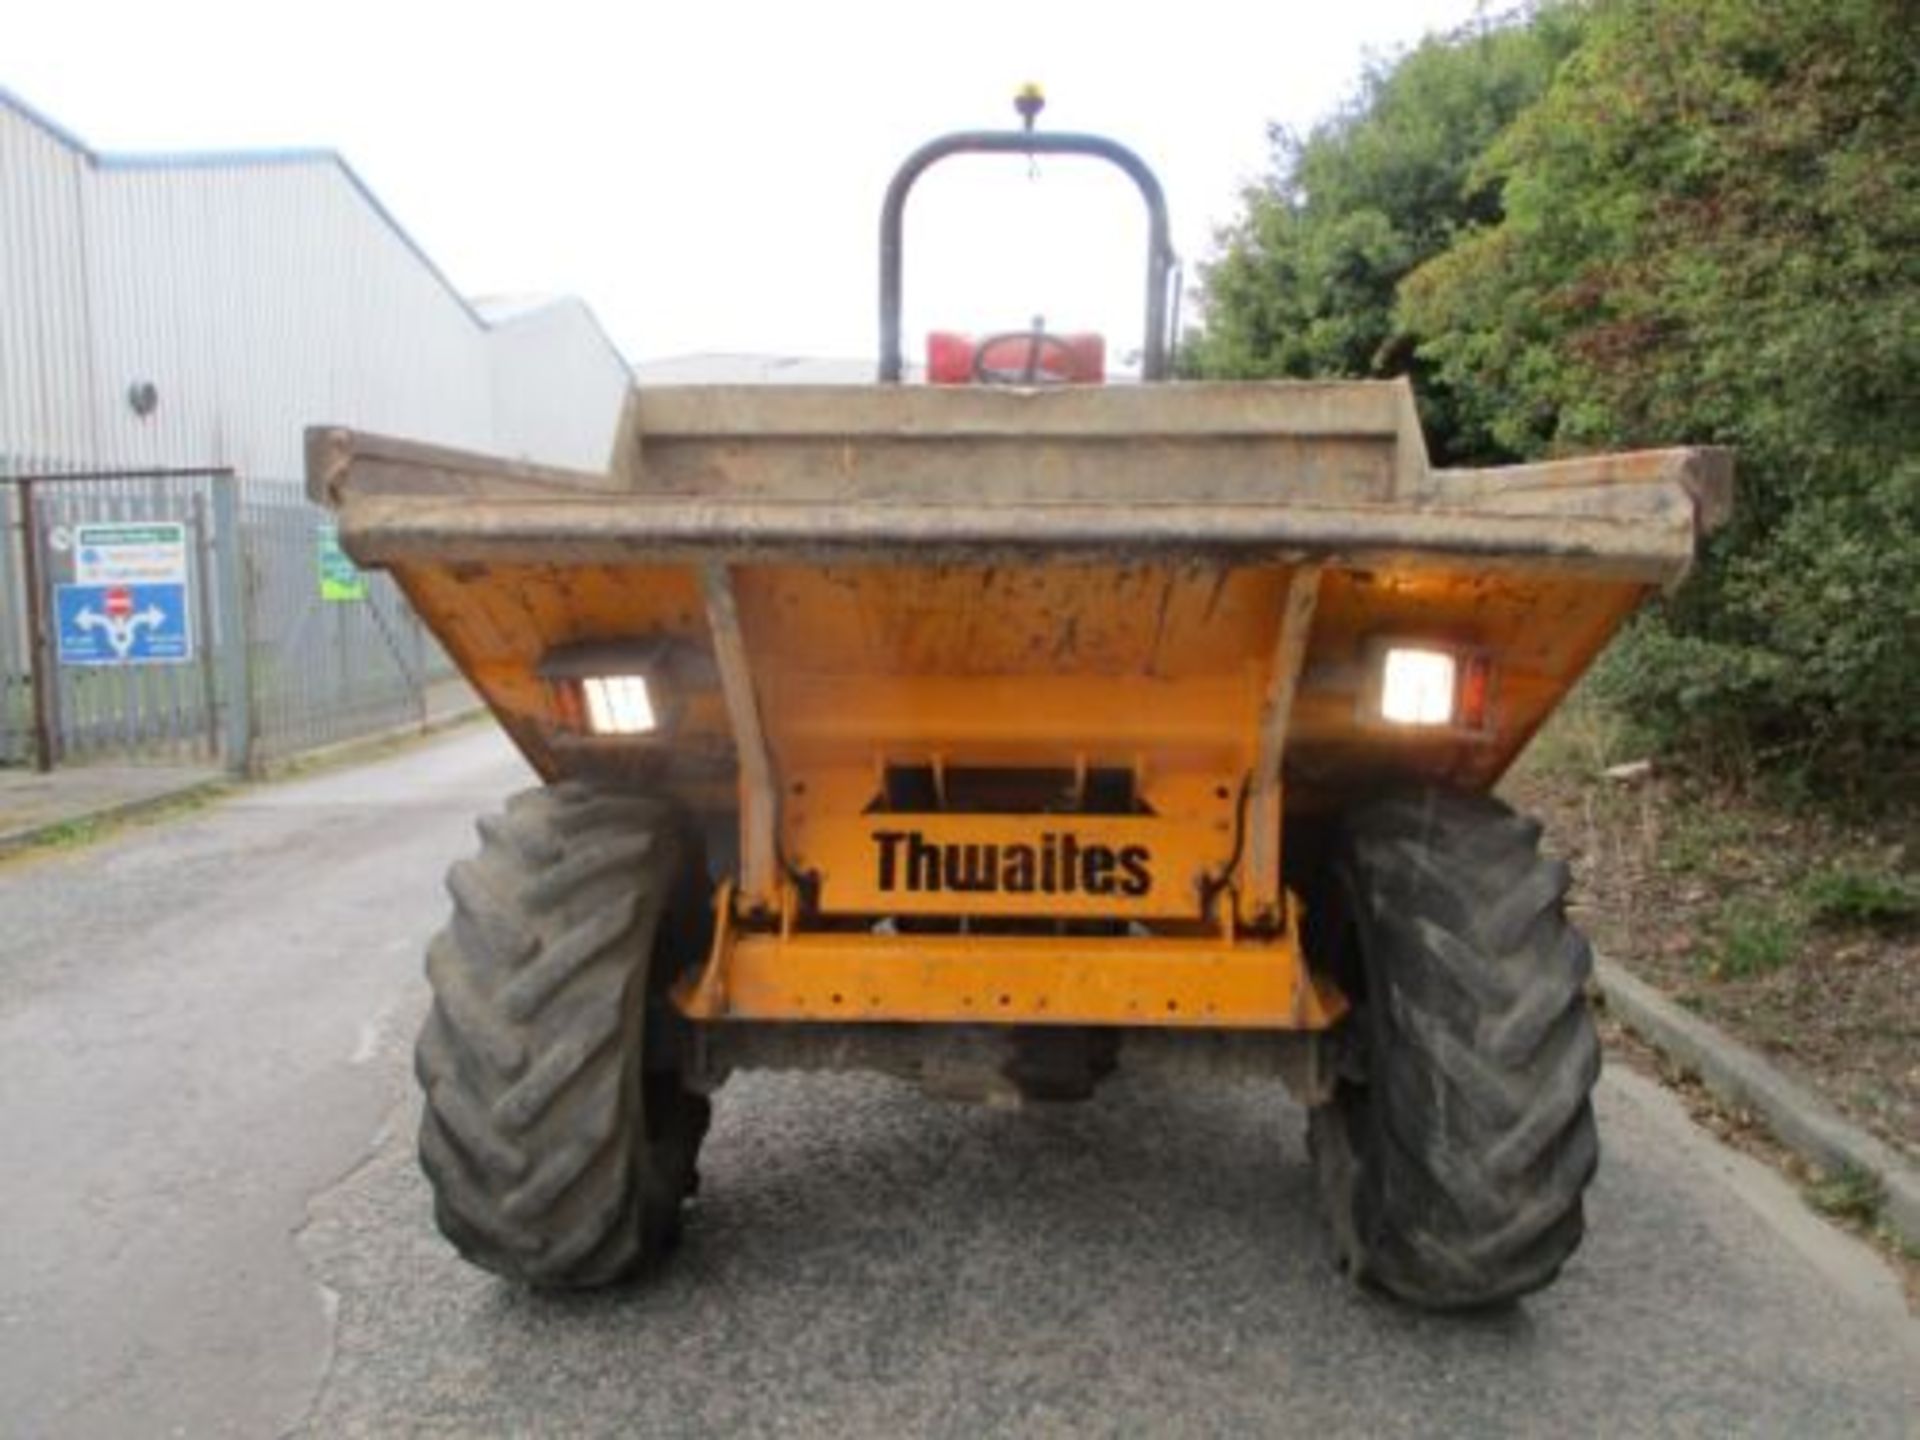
333,495,1697,585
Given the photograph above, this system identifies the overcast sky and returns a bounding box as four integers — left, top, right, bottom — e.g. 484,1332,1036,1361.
4,0,1487,366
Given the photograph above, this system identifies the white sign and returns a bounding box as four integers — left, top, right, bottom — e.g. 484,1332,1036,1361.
73,522,189,586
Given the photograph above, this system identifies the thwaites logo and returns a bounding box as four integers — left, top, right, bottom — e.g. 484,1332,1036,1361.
871,829,1152,898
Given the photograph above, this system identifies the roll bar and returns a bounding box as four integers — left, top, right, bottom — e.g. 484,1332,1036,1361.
878,127,1177,383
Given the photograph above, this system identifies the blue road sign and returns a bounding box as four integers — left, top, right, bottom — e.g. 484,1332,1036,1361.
55,582,194,665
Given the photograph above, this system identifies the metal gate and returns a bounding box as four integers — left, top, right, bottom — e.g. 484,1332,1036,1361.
2,467,467,773
1,468,245,769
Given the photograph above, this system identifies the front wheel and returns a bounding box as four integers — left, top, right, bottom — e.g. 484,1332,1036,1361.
1307,788,1601,1310
414,781,712,1288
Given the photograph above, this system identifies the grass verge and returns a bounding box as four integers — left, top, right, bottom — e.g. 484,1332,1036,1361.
1507,691,1917,1164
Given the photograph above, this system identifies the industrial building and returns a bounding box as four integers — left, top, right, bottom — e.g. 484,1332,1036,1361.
0,90,631,770
0,89,629,478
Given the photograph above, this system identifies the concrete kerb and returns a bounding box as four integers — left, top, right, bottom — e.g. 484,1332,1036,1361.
0,775,232,859
247,701,487,780
0,702,488,858
1595,955,1920,1246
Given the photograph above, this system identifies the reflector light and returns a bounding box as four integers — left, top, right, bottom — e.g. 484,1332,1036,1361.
1380,647,1458,726
1456,653,1493,731
582,675,657,735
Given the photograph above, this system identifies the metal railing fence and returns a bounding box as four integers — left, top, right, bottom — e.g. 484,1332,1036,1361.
237,477,459,765
0,483,28,763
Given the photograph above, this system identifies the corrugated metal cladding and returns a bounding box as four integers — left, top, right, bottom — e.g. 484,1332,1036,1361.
0,93,630,481
0,101,96,472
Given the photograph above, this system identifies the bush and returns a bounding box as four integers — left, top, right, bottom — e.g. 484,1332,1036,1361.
1399,0,1920,788
1191,0,1918,792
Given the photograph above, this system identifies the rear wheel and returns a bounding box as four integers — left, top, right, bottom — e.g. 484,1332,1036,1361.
414,781,712,1288
1306,788,1600,1309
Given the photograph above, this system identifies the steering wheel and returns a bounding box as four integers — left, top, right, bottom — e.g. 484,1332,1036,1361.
971,328,1081,385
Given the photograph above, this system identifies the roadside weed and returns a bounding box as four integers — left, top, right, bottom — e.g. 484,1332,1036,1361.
1803,1165,1885,1225
1658,806,1757,878
1799,865,1918,933
1703,898,1805,980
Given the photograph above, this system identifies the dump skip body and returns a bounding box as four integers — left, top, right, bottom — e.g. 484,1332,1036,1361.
311,379,1725,1034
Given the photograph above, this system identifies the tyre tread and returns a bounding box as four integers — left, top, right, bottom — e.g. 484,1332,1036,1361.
413,782,707,1288
1311,786,1600,1310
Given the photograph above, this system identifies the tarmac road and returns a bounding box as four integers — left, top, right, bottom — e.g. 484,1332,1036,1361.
1,728,1915,1438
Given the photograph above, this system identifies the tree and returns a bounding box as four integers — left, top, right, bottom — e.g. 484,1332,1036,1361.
1183,7,1584,460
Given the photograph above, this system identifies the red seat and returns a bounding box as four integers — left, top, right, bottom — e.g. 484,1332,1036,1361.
927,330,1106,385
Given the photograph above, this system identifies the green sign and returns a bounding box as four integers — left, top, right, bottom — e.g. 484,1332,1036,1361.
317,524,367,602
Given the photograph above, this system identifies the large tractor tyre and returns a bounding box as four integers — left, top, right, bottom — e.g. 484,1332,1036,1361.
1306,788,1600,1310
414,781,713,1288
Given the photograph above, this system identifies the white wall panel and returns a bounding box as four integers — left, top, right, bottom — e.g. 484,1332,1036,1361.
487,299,630,471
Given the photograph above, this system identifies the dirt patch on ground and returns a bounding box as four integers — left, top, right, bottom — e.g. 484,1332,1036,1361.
1502,714,1918,1165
